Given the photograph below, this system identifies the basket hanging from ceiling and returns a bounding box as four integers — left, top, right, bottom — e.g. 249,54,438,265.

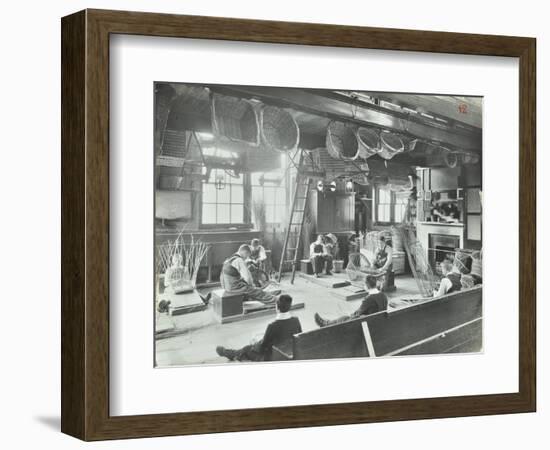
211,94,259,146
460,151,480,165
326,121,361,160
356,127,381,159
379,132,405,160
440,148,461,168
260,105,300,152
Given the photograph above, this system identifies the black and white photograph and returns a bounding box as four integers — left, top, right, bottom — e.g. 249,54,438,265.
154,83,483,366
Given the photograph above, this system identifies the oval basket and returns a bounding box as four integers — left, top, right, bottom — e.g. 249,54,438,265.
461,151,480,165
379,132,405,160
326,121,361,160
443,149,460,168
260,105,299,152
211,94,259,146
356,127,381,158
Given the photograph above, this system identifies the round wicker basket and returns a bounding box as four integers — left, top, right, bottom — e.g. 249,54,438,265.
461,151,480,165
356,127,381,159
443,149,460,168
379,132,405,160
211,94,259,145
326,121,361,160
260,105,299,152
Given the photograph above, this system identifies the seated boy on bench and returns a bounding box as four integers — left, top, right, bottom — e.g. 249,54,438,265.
310,234,333,278
216,294,302,362
314,275,388,327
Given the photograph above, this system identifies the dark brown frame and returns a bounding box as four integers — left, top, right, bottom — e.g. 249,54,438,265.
61,9,536,441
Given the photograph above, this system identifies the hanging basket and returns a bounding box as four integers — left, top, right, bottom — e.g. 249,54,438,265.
260,105,299,152
461,151,480,165
326,121,361,160
444,150,460,168
379,132,405,160
356,127,381,159
430,146,462,168
211,94,259,146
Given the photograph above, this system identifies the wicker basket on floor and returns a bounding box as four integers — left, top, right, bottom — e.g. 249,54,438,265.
326,121,361,160
260,105,299,152
346,252,386,287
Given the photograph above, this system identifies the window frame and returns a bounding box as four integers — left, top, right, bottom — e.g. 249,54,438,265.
374,187,409,225
200,169,251,230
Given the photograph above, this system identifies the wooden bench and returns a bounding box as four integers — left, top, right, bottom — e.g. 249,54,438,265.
272,286,482,360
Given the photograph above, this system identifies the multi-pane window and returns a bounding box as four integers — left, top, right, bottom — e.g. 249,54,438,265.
251,170,287,225
376,188,392,223
375,188,409,224
202,169,245,225
394,191,410,223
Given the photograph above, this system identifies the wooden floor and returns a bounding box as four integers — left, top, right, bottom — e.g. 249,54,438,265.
155,272,421,366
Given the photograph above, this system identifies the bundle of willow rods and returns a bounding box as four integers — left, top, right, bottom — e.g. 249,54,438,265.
156,230,209,288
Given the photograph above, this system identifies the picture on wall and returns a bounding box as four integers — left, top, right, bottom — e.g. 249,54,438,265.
153,82,483,367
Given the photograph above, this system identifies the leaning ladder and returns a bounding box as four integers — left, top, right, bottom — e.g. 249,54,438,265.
277,150,312,284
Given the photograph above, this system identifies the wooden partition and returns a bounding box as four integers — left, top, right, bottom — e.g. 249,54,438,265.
272,286,482,361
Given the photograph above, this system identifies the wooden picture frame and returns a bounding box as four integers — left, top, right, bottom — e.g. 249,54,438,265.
61,9,536,441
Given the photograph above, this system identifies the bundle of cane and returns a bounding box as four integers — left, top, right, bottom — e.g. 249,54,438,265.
179,234,209,289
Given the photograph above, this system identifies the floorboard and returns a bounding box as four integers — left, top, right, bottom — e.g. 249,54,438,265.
155,273,421,366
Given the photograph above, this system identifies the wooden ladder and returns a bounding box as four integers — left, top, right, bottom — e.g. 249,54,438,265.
277,150,312,284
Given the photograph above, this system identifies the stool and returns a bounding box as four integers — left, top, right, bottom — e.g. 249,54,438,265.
211,289,245,322
300,259,313,275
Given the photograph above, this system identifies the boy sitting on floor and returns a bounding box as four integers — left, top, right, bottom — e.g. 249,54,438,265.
216,294,302,362
314,275,388,327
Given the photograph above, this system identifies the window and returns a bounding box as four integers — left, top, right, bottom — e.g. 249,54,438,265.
394,191,410,223
201,169,245,225
251,168,287,225
376,188,392,223
375,188,410,224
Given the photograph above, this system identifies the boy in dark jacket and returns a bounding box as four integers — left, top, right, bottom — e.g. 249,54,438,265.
314,275,388,327
216,294,302,362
